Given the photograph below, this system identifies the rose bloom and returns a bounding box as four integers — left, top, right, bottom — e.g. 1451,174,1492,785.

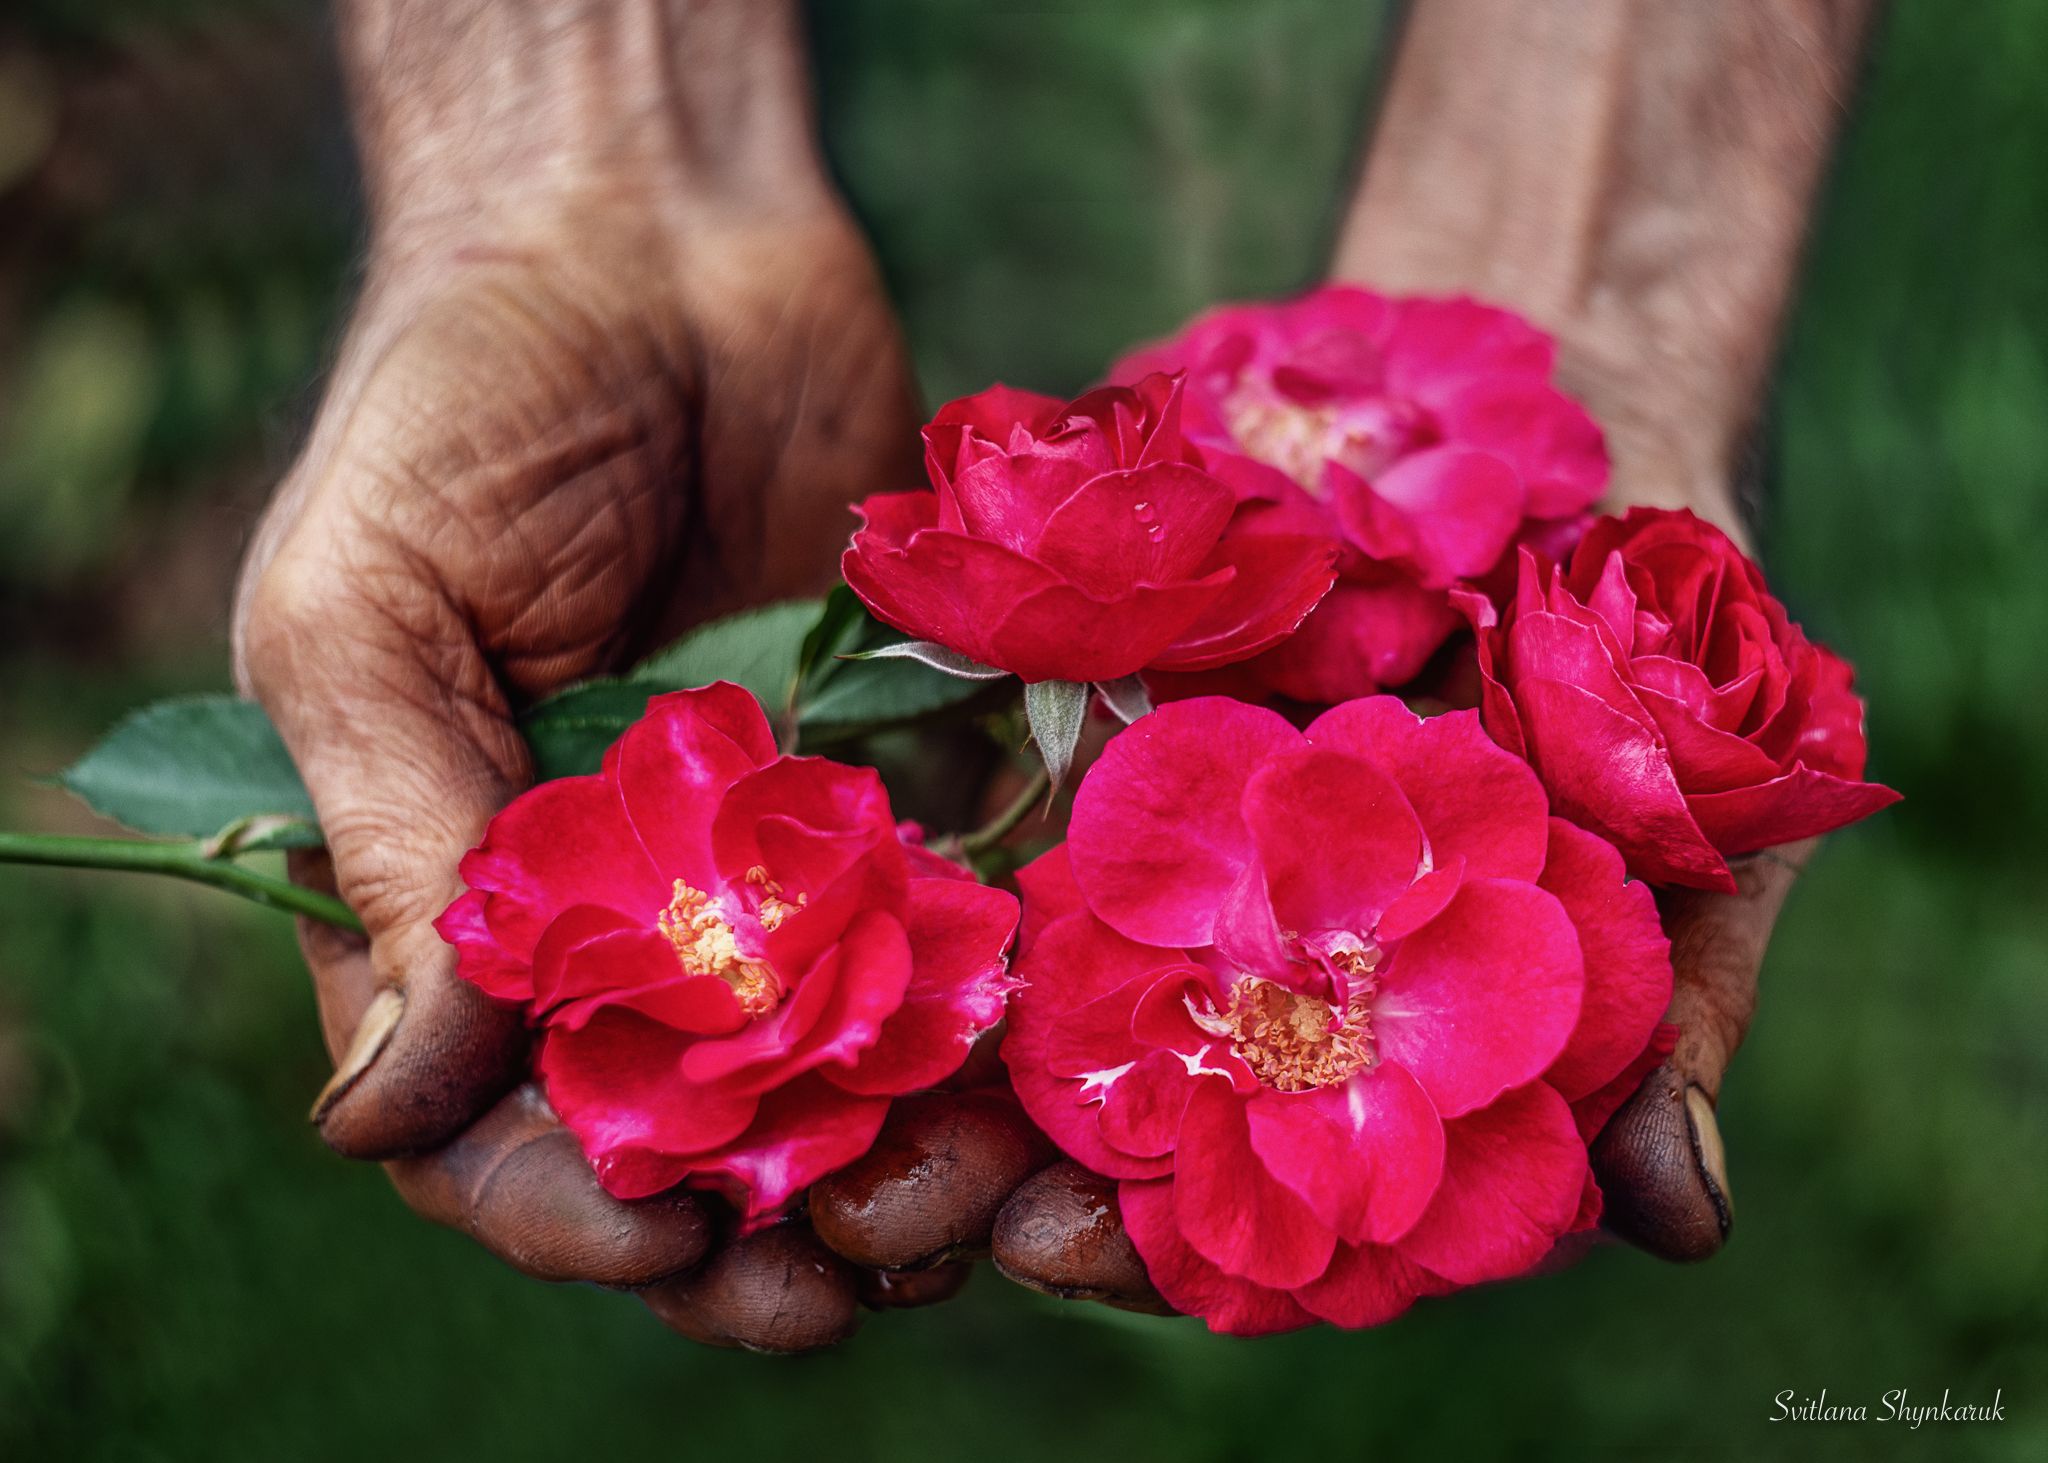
1462,507,1901,891
1004,696,1674,1335
1113,287,1607,702
436,684,1019,1222
841,373,1336,684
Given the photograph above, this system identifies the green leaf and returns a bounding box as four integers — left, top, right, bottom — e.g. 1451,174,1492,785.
1094,673,1153,724
56,695,321,844
1023,679,1091,791
791,597,1004,745
47,595,983,839
631,599,823,714
517,680,657,782
797,656,994,744
841,640,1009,680
798,584,869,683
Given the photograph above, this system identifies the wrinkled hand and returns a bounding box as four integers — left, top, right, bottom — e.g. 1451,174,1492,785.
235,178,931,1347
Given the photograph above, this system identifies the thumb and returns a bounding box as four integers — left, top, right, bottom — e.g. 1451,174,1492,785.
1591,839,1814,1260
240,550,531,1159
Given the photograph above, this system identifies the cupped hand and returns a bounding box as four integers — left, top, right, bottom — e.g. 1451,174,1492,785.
235,179,927,1347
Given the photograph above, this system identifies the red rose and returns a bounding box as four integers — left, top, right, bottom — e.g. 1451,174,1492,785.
1462,507,1901,891
435,684,1020,1223
1113,287,1608,702
1003,696,1673,1335
841,374,1336,684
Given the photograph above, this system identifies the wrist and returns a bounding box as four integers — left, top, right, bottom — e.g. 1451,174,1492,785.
339,0,831,256
1331,0,1876,557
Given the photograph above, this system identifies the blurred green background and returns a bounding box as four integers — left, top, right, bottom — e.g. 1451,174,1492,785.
2,1,2043,1459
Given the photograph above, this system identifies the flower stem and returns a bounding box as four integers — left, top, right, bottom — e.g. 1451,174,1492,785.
960,766,1054,857
0,830,364,932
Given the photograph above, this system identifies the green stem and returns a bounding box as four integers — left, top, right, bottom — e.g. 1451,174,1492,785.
959,765,1054,857
0,830,364,932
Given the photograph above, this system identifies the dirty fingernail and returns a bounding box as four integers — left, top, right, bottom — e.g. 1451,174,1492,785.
1686,1084,1733,1232
310,987,403,1124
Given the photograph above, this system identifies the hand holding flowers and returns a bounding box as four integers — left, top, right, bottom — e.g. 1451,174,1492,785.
1,287,1897,1344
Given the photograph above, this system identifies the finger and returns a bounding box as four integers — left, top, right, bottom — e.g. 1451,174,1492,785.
858,1262,973,1311
383,1083,711,1286
242,547,532,1158
1592,839,1814,1261
808,1091,1055,1270
640,1223,862,1354
991,1161,1169,1313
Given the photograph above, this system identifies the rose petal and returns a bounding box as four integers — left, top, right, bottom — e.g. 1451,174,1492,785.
841,516,1069,673
985,572,1234,684
1250,575,1463,702
1435,376,1607,519
1148,530,1339,673
1374,879,1585,1117
1244,1065,1445,1246
1069,697,1303,947
1172,1081,1338,1289
613,685,777,876
538,1011,761,1198
1306,699,1549,881
1392,1081,1585,1285
1118,1178,1319,1336
677,1074,892,1224
1099,1048,1204,1158
1340,447,1524,585
1515,676,1736,892
1291,1239,1445,1330
823,877,1019,1097
435,888,531,1001
1685,768,1902,855
1242,746,1424,937
460,774,666,958
1029,464,1235,594
1537,818,1675,1101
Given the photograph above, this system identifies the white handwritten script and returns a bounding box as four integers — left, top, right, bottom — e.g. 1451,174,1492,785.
1770,1389,2006,1429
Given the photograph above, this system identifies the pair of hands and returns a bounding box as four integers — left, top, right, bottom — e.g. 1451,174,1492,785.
229,178,1805,1351
233,0,1876,1351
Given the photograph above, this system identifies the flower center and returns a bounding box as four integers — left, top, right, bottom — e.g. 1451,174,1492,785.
1197,946,1381,1093
1224,389,1427,495
656,867,803,1018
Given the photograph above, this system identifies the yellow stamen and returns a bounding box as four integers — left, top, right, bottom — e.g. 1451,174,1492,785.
1196,963,1378,1093
744,865,806,931
1225,397,1344,493
658,879,784,1017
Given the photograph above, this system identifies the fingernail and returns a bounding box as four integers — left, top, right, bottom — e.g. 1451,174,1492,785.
1685,1084,1733,1234
310,987,403,1124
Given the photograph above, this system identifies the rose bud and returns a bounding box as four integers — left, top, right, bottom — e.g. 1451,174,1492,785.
1460,507,1901,891
435,684,1019,1224
1112,287,1608,703
1002,696,1675,1335
841,374,1336,685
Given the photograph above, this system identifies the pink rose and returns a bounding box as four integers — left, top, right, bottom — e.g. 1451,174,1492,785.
1113,287,1607,701
436,684,1019,1224
1462,507,1901,891
841,374,1336,685
1003,696,1673,1334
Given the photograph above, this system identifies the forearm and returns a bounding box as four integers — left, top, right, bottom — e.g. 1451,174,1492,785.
336,0,825,245
1334,0,1879,542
